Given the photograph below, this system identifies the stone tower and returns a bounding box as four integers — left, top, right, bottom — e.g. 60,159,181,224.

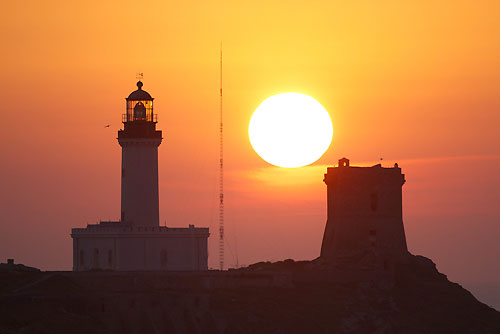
118,81,162,226
320,158,408,263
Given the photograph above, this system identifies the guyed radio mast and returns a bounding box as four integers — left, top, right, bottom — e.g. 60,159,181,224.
219,43,225,271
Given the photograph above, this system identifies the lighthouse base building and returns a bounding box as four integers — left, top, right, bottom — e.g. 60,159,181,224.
71,223,209,271
71,81,209,271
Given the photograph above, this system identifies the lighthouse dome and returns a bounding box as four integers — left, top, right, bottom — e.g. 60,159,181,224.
127,81,153,101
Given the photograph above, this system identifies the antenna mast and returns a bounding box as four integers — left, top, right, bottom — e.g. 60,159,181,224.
219,43,225,271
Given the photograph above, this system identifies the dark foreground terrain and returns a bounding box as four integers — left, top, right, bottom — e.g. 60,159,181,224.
1,254,499,334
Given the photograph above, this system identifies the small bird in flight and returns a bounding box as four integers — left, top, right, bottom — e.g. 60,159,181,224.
104,124,110,128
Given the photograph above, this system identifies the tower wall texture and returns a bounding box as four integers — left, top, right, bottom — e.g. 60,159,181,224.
320,159,408,262
119,138,161,226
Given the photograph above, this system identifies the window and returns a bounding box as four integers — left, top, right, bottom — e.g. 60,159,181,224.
93,248,100,268
80,250,85,265
370,193,378,212
108,250,113,267
369,230,377,247
160,250,168,268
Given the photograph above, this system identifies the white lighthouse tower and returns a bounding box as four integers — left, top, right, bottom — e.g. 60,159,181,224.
119,81,162,226
71,81,209,271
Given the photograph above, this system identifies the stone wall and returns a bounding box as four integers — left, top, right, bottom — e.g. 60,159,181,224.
321,159,408,263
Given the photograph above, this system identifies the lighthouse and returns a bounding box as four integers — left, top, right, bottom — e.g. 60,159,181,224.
71,81,209,271
118,81,162,226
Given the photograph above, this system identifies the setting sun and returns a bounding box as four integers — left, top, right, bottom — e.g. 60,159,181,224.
248,93,333,168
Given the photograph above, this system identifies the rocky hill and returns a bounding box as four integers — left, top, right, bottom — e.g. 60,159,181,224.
0,253,499,334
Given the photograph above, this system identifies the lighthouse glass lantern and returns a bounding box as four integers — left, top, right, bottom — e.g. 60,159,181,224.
124,81,155,122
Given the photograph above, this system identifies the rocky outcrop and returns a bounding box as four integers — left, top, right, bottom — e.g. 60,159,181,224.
0,254,498,334
0,259,39,273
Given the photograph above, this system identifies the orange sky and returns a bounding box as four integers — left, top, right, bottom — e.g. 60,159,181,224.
1,0,499,306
